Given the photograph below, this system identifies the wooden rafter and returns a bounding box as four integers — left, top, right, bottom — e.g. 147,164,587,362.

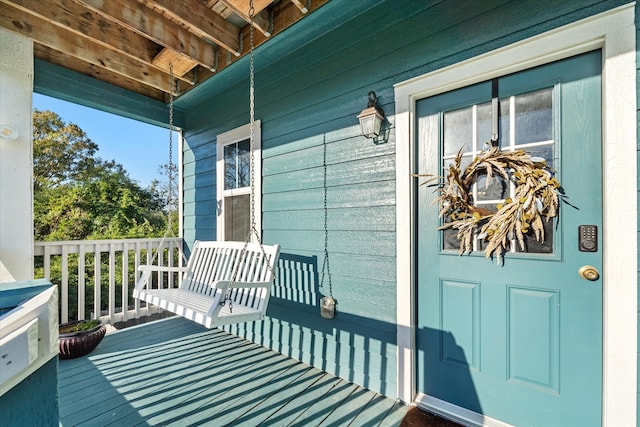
289,0,309,14
0,2,178,93
217,0,272,36
78,0,218,70
0,0,329,99
1,0,197,87
143,0,241,56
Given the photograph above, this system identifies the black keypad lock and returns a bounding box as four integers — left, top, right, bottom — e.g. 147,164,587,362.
578,225,598,252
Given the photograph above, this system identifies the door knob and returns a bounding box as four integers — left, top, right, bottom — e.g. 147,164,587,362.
578,265,599,281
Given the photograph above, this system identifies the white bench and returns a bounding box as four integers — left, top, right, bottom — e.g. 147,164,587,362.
133,240,280,328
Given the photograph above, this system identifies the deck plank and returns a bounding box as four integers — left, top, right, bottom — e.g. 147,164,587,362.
259,370,343,425
80,339,268,425
287,379,360,426
144,354,303,426
319,386,377,426
210,365,326,426
378,400,410,427
163,359,310,425
57,317,408,427
102,343,284,425
347,393,399,426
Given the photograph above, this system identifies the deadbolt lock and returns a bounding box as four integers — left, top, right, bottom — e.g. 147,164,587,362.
578,265,599,281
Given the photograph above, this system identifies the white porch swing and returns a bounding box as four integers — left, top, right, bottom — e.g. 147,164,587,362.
133,2,280,329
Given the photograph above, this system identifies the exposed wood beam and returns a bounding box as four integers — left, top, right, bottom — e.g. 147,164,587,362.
34,43,166,101
218,0,271,36
143,0,241,56
0,0,196,87
240,0,328,53
0,3,177,93
152,48,199,77
289,0,309,14
78,0,218,70
0,0,150,64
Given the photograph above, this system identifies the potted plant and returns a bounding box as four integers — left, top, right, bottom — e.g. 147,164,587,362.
58,318,106,360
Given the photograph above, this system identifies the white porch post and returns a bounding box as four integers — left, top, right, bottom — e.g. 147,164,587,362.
0,28,34,282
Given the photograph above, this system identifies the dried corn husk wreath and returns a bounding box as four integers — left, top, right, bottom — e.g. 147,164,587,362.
418,147,563,259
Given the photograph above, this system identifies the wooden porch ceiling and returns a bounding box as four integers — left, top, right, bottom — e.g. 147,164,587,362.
0,0,329,102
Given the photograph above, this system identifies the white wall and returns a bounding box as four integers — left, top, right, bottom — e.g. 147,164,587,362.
0,28,34,282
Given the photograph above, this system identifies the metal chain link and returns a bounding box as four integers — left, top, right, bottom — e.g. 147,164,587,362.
320,134,333,296
168,62,174,234
149,63,187,268
249,0,256,239
224,0,277,311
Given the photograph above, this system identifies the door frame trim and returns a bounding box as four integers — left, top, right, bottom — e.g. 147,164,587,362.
394,4,637,426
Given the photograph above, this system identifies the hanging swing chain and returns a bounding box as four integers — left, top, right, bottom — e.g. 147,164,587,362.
224,0,277,311
168,62,174,234
149,63,187,267
320,134,333,296
248,0,256,241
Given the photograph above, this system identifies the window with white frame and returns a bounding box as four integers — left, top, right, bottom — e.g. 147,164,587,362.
216,120,262,242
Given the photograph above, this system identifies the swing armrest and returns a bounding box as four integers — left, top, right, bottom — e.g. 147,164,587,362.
138,265,190,273
210,280,272,291
134,265,190,292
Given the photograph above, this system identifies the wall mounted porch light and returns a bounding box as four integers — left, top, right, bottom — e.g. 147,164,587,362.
357,91,384,139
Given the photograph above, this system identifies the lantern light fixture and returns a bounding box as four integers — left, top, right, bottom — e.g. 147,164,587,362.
357,91,384,139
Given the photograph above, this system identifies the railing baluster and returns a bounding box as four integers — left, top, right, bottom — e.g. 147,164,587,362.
135,241,141,317
43,245,51,280
94,243,101,320
108,243,115,323
169,240,174,289
61,245,69,324
78,244,85,321
158,241,164,290
122,242,129,323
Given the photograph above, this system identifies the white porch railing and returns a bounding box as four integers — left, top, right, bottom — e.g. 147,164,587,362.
34,238,183,325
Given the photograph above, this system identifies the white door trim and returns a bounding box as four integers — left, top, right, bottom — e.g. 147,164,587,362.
394,4,637,426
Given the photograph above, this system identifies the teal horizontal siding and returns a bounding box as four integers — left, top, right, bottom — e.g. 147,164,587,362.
264,156,394,193
263,205,395,232
263,181,395,212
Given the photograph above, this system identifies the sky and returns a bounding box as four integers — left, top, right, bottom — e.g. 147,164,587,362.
33,93,174,188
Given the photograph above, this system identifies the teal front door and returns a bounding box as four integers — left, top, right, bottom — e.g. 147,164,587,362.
415,51,602,426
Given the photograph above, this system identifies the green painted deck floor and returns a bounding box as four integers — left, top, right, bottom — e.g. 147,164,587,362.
58,317,408,426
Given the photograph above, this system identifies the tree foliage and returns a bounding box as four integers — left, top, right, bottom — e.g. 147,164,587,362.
33,109,170,241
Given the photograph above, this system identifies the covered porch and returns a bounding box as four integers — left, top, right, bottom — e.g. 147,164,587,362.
58,316,408,426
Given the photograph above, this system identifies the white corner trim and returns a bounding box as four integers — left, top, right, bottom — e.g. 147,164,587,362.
394,4,637,426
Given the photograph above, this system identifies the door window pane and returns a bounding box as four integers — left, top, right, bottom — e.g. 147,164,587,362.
476,174,509,201
498,98,510,147
476,102,493,147
441,86,555,255
514,88,553,145
444,107,473,156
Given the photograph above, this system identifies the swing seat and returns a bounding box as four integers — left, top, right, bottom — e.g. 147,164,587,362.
133,240,280,328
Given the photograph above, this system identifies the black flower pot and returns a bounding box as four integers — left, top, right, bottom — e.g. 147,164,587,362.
59,319,106,360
